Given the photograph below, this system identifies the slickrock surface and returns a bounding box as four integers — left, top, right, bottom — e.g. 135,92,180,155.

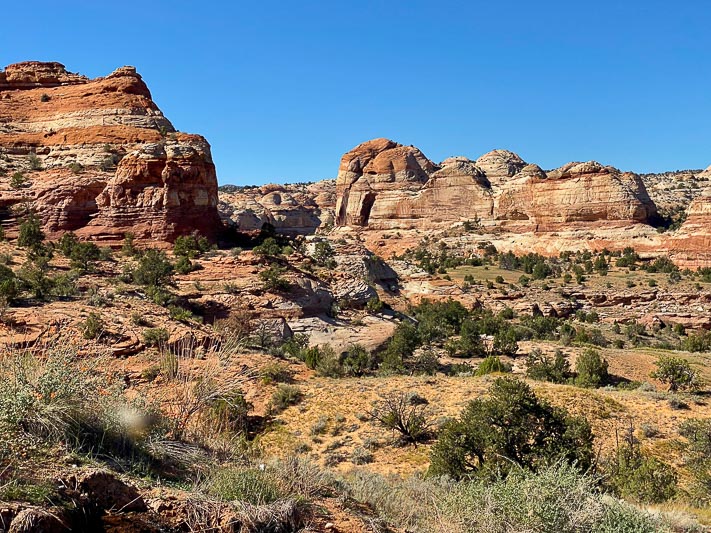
333,138,657,231
0,62,220,241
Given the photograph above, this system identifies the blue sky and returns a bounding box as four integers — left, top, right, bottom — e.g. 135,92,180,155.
2,1,710,184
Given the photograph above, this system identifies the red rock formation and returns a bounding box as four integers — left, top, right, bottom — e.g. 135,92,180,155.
335,138,436,226
0,62,221,242
334,138,657,231
667,191,711,267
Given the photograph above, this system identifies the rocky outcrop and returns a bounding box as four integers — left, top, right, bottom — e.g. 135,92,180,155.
335,138,436,226
0,61,221,242
82,135,220,241
334,138,657,231
219,180,336,235
667,191,711,267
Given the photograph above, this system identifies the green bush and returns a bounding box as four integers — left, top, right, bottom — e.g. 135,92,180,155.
442,463,667,533
82,312,104,340
132,249,174,287
28,153,42,170
492,327,519,357
526,349,571,383
69,241,101,272
10,172,28,189
173,232,211,258
609,442,677,504
651,355,698,392
340,343,374,377
429,377,593,479
271,384,302,413
143,328,169,347
312,240,336,267
17,214,44,250
253,237,283,258
681,330,711,352
259,264,290,292
474,356,511,376
575,348,609,388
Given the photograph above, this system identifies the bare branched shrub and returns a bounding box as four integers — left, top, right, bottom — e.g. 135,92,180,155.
369,392,433,444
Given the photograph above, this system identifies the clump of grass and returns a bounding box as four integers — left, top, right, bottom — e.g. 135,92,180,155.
206,467,283,505
260,362,292,384
270,384,302,414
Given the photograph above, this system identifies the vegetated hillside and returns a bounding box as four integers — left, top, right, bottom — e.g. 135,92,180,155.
1,216,711,530
4,61,711,532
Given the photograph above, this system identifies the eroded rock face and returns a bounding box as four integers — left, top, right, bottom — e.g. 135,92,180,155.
667,191,711,267
335,138,436,226
83,135,220,241
0,61,221,242
334,138,657,230
219,180,336,235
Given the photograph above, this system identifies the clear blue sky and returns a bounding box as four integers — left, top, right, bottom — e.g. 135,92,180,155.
2,1,710,184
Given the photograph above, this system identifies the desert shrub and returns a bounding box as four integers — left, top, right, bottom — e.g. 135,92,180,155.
314,346,345,378
651,355,698,392
58,231,79,256
206,388,251,434
173,232,211,258
69,241,101,272
271,384,302,413
260,361,293,384
168,304,199,323
411,348,439,376
681,330,711,352
445,319,487,358
369,391,432,444
81,312,104,340
442,462,667,533
413,299,469,343
159,352,179,380
312,240,336,267
492,327,519,357
133,249,174,287
259,264,290,292
351,446,374,465
174,255,196,275
429,377,593,479
17,260,54,300
575,348,609,388
366,296,384,314
475,356,511,376
0,347,96,440
27,153,42,170
143,328,170,348
17,214,44,250
608,441,677,504
122,232,137,256
380,321,420,372
340,343,374,377
10,172,28,189
526,348,571,383
253,237,283,258
207,468,282,505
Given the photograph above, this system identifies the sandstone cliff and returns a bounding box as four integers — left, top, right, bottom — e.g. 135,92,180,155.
0,62,221,241
334,138,657,231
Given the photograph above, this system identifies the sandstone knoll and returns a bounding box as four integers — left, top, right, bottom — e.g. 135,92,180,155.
334,138,657,231
0,62,220,242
